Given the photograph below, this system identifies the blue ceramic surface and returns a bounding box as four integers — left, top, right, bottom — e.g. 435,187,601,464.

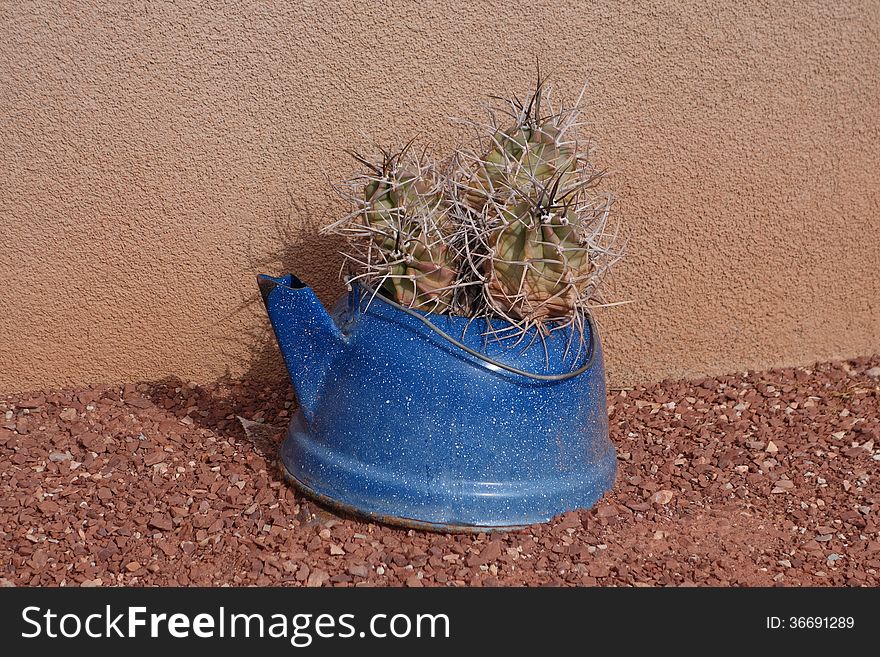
258,273,616,530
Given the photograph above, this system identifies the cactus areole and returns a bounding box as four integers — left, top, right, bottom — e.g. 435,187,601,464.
260,78,620,530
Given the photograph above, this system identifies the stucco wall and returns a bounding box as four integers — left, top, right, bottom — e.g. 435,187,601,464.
2,0,878,392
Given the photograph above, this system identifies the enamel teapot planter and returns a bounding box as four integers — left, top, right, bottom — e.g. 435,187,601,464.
260,77,622,531
259,273,616,531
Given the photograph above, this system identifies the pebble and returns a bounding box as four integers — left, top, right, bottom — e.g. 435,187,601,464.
306,569,329,587
651,490,674,505
347,564,368,578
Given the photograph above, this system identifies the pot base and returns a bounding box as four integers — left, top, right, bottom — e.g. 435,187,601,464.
279,461,530,534
279,413,617,533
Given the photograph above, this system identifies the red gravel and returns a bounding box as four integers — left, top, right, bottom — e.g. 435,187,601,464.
1,356,879,587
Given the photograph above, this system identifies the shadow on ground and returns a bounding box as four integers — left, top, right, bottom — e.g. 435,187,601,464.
142,192,352,521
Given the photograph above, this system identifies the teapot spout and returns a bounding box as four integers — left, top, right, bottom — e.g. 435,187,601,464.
257,274,345,421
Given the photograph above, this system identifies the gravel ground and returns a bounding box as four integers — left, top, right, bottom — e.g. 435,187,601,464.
2,357,879,587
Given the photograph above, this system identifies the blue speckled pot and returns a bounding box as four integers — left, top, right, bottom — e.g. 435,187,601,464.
258,273,616,531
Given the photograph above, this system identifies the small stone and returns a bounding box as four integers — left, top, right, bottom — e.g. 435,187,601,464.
765,441,778,454
329,544,344,556
148,514,174,532
306,569,329,587
30,551,49,568
48,451,73,462
347,564,369,578
80,579,102,587
651,490,674,505
556,512,581,529
38,501,59,515
79,433,106,453
866,366,880,379
59,408,78,421
481,541,503,563
405,575,423,587
125,561,142,572
467,540,503,567
156,540,177,557
771,479,795,494
588,563,611,578
144,450,166,466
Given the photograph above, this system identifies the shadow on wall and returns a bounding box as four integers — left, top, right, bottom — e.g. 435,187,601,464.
144,193,349,454
135,194,349,494
222,190,348,393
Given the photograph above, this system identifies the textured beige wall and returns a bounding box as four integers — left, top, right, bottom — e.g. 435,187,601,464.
2,0,879,392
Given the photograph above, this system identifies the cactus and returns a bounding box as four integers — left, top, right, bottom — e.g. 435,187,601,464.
323,144,460,313
484,196,594,322
454,77,618,333
324,75,621,362
464,86,579,212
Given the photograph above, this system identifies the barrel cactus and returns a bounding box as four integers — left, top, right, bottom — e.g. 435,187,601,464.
324,144,461,313
454,78,616,330
463,90,578,211
483,197,593,322
324,75,620,357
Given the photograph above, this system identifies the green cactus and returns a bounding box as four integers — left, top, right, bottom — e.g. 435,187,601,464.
325,76,618,339
328,146,459,313
464,84,579,213
484,194,594,322
459,80,606,325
